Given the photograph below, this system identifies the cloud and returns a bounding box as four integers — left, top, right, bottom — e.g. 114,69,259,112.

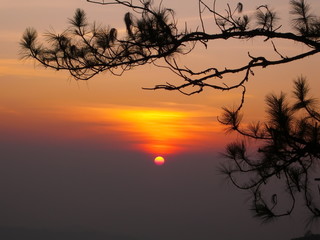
65,104,226,154
0,59,66,79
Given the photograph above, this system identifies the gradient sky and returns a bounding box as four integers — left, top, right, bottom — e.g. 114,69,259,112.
1,0,320,239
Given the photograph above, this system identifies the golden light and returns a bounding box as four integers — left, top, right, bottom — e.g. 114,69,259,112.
64,105,227,154
154,156,165,165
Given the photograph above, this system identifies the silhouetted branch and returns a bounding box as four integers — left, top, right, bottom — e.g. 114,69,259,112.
220,77,320,224
20,0,320,104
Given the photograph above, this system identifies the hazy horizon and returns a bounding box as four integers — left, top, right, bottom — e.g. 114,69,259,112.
1,0,320,239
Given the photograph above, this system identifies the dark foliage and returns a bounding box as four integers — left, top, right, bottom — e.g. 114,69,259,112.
20,0,320,100
219,77,320,223
20,0,320,225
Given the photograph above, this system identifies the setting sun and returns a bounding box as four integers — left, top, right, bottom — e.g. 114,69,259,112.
2,1,320,240
154,156,165,165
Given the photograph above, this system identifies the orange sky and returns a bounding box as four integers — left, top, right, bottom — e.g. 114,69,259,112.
1,1,320,239
1,0,320,159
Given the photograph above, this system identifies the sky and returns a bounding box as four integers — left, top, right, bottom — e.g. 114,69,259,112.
0,0,320,239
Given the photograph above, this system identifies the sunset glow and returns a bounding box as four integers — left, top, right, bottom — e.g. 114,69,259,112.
1,0,320,239
63,105,226,154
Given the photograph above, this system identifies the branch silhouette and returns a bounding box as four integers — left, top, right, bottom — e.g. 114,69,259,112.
219,76,320,224
19,0,320,225
20,0,320,100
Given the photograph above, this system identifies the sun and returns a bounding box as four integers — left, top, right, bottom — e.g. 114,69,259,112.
154,156,165,166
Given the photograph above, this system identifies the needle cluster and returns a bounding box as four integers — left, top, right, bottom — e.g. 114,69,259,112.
20,0,320,100
219,77,320,224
